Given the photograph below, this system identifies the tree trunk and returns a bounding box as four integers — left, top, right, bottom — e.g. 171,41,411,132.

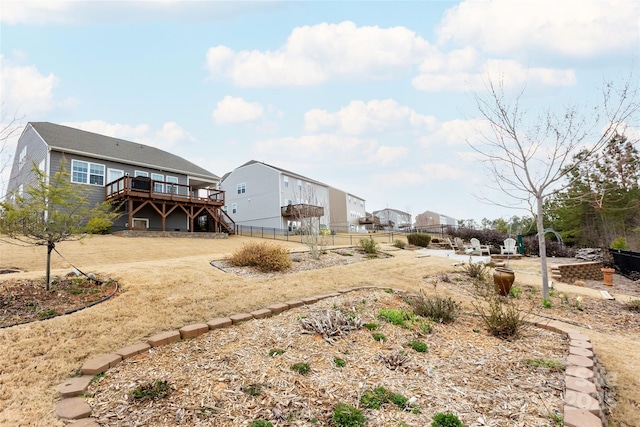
536,196,550,299
46,242,54,291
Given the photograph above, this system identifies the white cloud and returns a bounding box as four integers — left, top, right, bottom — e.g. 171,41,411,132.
205,21,434,87
1,1,283,25
0,55,62,115
305,99,437,135
373,146,407,166
437,0,640,58
212,96,264,124
419,162,465,181
413,58,575,92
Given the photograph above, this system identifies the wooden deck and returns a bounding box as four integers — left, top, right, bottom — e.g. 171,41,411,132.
105,176,235,234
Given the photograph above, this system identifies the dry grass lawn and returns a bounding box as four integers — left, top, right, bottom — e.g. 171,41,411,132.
0,234,639,426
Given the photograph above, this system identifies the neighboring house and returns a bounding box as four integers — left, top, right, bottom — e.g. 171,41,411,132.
372,208,412,230
6,122,234,234
220,160,331,232
328,187,368,233
414,210,457,228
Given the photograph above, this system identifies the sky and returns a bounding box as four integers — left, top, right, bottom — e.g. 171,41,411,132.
1,0,639,223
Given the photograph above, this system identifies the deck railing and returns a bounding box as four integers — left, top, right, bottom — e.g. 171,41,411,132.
105,176,224,205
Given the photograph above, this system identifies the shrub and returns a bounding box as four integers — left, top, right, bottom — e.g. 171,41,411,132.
611,237,630,250
228,242,292,272
406,233,431,247
250,420,274,427
359,236,379,254
85,217,112,234
393,239,407,249
332,403,366,427
431,412,464,427
406,289,460,324
333,357,346,367
268,348,285,356
472,283,528,340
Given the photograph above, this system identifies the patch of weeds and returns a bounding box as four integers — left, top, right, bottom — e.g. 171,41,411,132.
90,372,106,384
363,322,379,330
333,357,346,367
549,411,563,425
268,348,285,357
524,358,565,372
406,288,460,324
309,417,319,424
332,403,366,427
417,318,433,335
300,310,362,343
360,386,390,409
462,262,490,281
37,309,57,318
625,299,640,313
242,383,263,396
431,412,464,427
406,340,428,353
250,420,274,427
542,298,553,308
549,289,556,297
509,286,522,298
361,387,412,410
290,362,310,375
384,288,393,293
129,380,172,401
378,308,414,328
371,332,387,342
388,393,409,408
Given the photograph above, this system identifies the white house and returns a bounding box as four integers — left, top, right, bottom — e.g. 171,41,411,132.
372,208,412,231
221,160,330,232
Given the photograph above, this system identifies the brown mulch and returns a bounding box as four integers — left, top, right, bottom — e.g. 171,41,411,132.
0,274,118,328
86,289,567,427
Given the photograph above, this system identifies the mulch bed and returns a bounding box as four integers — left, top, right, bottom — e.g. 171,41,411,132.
0,274,118,328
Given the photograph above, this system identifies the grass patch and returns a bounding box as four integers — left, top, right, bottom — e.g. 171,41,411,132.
290,362,310,375
406,340,428,353
378,308,414,328
268,348,285,356
524,358,565,372
332,403,366,427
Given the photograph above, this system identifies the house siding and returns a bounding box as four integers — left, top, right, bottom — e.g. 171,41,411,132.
221,162,331,231
6,124,48,195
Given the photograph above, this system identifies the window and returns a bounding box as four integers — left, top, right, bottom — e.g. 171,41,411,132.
151,173,164,193
283,176,289,187
232,203,237,214
135,171,148,177
297,180,302,191
107,169,124,183
166,176,178,194
222,205,227,212
71,160,105,185
19,147,27,169
237,183,246,194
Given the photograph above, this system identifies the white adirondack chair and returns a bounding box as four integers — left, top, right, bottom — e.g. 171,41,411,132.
470,238,490,256
501,238,517,255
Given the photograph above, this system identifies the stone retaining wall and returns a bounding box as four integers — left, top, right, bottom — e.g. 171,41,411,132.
553,261,603,283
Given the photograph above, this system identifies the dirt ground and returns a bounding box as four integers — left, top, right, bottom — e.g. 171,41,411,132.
0,235,639,426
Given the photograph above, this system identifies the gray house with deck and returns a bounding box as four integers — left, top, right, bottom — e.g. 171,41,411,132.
6,122,234,234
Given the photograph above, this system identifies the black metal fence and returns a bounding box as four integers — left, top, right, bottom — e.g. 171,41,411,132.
610,249,640,279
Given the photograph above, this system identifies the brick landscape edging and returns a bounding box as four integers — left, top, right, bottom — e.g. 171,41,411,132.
54,288,608,426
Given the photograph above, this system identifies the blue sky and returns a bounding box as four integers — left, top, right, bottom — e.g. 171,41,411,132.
1,0,639,223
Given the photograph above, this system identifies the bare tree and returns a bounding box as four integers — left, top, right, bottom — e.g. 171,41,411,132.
469,76,639,299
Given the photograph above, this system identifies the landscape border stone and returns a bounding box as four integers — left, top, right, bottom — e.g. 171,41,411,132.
55,287,609,426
